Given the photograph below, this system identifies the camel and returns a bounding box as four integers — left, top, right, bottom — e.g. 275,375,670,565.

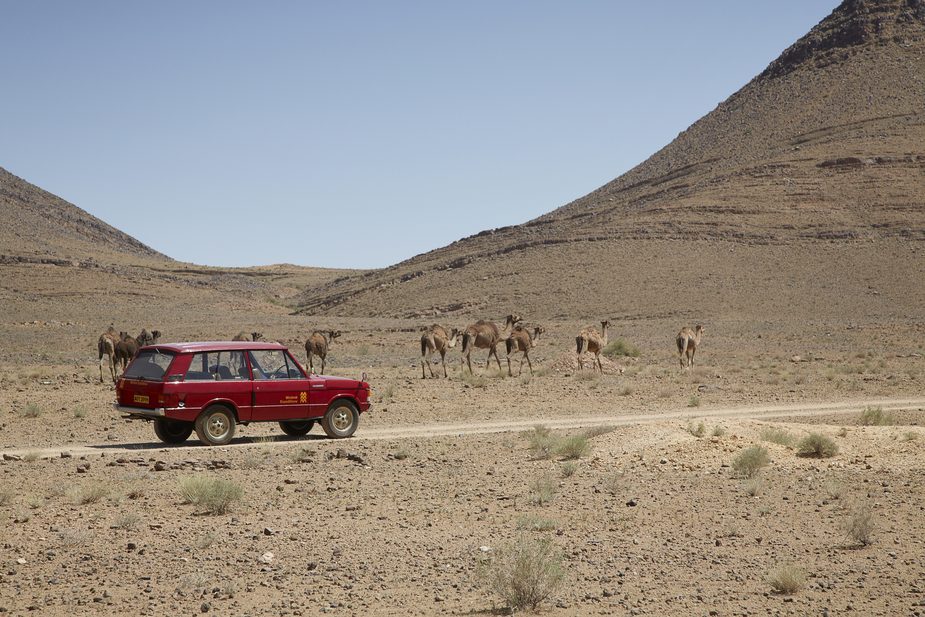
232,331,262,342
461,314,522,374
420,325,461,379
505,325,544,377
305,330,341,374
676,324,705,369
114,331,140,376
97,326,120,383
576,320,611,373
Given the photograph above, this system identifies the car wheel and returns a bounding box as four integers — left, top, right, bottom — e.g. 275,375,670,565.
279,420,314,436
321,400,359,439
195,405,236,446
153,418,193,444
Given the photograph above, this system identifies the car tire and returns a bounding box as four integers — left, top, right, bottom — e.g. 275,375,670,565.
279,420,314,436
153,418,193,444
321,400,359,438
195,405,236,446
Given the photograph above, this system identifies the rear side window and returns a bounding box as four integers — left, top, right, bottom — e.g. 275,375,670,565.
124,349,175,381
186,351,250,381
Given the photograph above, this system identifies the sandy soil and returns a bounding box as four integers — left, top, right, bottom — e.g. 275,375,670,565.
2,330,924,616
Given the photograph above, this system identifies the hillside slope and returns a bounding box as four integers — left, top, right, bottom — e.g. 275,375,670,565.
291,0,925,323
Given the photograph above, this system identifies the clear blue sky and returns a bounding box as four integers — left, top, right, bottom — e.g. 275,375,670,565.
2,1,836,269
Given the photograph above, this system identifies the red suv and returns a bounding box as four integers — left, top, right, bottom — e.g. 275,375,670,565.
113,341,371,446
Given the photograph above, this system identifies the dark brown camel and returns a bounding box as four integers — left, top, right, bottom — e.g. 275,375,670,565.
505,325,544,377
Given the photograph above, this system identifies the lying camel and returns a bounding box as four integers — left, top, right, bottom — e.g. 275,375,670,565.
576,320,611,373
305,330,341,374
461,314,521,374
232,331,262,342
505,325,544,377
420,325,460,379
676,325,705,369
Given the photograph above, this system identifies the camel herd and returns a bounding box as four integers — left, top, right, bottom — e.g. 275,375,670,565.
97,319,706,384
97,326,161,383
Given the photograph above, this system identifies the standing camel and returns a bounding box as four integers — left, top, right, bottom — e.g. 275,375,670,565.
576,320,611,373
505,325,544,377
114,331,140,376
676,325,704,369
421,325,461,379
305,330,341,374
461,314,522,374
97,326,120,383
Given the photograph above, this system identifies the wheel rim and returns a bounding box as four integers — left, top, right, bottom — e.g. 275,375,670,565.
331,407,353,432
207,413,230,439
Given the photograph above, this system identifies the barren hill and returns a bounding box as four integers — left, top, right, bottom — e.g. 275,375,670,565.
289,0,925,323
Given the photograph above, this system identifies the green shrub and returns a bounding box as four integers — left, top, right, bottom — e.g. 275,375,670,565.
477,534,566,611
556,435,591,460
602,340,640,358
686,420,706,437
858,405,894,426
759,427,797,447
732,445,770,478
561,461,578,477
797,433,838,458
688,396,701,408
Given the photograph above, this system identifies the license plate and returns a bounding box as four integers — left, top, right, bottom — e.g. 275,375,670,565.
133,394,150,404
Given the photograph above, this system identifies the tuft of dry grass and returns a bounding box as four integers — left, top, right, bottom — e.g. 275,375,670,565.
477,534,566,611
732,445,770,478
767,563,806,595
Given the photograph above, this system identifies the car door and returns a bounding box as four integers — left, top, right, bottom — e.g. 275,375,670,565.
247,349,313,421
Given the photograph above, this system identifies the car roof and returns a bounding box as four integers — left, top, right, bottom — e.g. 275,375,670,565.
141,341,288,354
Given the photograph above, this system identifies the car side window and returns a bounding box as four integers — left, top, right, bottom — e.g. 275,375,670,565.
186,351,248,381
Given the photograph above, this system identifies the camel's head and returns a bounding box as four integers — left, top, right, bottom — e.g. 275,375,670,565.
534,325,545,341
252,332,263,342
329,330,342,342
505,314,523,328
447,328,461,347
601,320,612,329
695,325,705,335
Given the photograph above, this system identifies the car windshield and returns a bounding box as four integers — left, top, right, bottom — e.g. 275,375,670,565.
247,349,305,380
123,349,175,381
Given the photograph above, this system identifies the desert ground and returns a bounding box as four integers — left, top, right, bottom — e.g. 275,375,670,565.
2,305,925,617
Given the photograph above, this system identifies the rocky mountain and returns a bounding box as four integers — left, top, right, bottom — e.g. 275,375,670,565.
287,0,925,322
0,166,167,265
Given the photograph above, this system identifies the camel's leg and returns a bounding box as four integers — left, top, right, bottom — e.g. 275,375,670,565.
524,352,533,376
507,355,514,377
678,338,689,369
490,346,503,372
320,356,325,375
439,350,448,378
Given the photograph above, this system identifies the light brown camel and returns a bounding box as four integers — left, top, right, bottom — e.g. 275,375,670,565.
461,314,522,374
420,325,461,379
505,325,544,377
232,331,262,342
305,330,341,374
97,326,120,383
676,325,705,369
576,320,611,373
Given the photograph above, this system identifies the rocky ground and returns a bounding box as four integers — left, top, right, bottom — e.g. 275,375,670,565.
2,319,925,617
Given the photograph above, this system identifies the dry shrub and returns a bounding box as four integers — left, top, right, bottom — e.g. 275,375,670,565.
69,483,108,505
767,563,806,595
477,535,566,611
527,475,558,506
845,501,876,546
524,425,561,460
858,405,894,426
759,427,797,447
57,528,93,548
